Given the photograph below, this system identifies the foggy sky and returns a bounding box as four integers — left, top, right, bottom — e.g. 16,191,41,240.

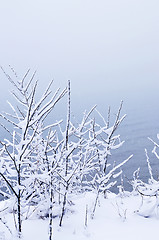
0,0,159,112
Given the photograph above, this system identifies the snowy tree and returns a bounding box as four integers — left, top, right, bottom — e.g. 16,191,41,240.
131,135,159,218
82,102,133,218
0,68,67,238
0,68,133,237
47,98,133,224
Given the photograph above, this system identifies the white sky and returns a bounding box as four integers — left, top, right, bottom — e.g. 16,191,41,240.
0,0,159,112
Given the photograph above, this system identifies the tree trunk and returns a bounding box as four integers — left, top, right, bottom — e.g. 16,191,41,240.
49,180,54,240
59,184,68,227
17,166,22,238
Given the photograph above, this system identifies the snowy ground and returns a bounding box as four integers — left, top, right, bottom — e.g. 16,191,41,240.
0,191,159,240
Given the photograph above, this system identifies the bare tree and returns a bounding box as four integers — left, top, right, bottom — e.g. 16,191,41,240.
0,69,133,237
0,68,66,238
131,136,159,218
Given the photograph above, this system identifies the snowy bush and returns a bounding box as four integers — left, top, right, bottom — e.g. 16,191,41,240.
0,68,67,238
0,69,132,239
131,136,159,218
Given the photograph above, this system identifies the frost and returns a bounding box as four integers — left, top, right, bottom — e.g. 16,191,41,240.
0,74,132,238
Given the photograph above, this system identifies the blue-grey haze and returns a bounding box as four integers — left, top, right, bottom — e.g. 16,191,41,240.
0,0,159,193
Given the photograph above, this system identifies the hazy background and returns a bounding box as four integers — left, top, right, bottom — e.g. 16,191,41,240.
0,0,159,187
